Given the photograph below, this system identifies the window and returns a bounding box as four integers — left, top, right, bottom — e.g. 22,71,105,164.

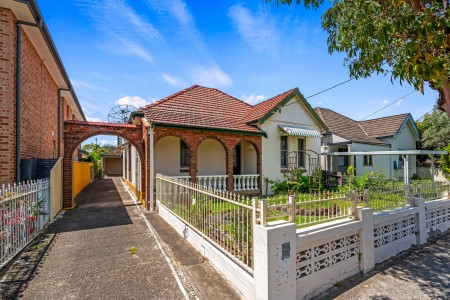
338,147,349,167
363,155,373,166
180,140,189,170
298,138,305,168
280,136,288,168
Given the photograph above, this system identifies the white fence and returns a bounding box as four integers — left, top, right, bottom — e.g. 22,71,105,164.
156,172,450,299
0,179,50,269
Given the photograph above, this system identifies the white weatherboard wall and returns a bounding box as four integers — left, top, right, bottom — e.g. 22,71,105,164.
381,120,418,179
349,143,390,177
157,202,255,299
197,139,226,176
260,96,323,195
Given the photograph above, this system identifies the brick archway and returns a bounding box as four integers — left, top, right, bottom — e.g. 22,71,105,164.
63,120,145,209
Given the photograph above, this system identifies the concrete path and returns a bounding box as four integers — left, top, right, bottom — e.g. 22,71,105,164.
319,232,450,300
0,177,238,300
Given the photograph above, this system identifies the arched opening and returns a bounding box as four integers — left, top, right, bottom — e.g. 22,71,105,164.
233,141,258,191
197,138,227,189
63,121,145,209
154,136,190,178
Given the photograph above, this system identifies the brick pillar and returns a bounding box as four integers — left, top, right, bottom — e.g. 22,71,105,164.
226,147,234,192
189,145,197,184
256,145,262,192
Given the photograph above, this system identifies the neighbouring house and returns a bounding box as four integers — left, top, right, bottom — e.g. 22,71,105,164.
122,85,328,196
0,0,85,184
314,108,420,179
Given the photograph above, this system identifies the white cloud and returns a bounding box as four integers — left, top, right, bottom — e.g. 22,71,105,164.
382,99,389,105
242,94,265,105
161,73,187,87
189,65,232,88
148,0,207,53
396,99,403,107
86,116,103,122
228,5,279,54
117,96,152,108
75,0,159,63
71,79,99,90
99,139,118,146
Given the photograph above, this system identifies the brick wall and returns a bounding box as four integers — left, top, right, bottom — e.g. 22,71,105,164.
0,8,73,185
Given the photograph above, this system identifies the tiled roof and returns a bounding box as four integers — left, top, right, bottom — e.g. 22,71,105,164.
141,85,299,134
314,108,389,145
245,89,296,123
359,114,409,137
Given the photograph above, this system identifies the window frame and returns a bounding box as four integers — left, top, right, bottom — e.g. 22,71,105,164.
363,155,373,166
280,136,288,168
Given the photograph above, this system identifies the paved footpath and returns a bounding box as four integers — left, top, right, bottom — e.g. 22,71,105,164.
0,177,238,300
319,231,450,300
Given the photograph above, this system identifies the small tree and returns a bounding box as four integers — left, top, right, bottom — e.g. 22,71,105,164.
416,109,450,150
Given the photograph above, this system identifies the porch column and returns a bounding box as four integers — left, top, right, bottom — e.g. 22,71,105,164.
257,145,262,192
189,146,197,184
226,148,234,192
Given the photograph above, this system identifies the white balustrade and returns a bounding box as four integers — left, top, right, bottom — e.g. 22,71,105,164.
170,176,191,182
197,175,228,190
233,174,259,191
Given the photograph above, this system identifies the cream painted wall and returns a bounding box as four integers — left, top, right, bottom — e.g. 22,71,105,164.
242,141,257,174
197,139,226,175
122,144,142,193
382,120,418,178
154,136,187,176
260,96,323,194
103,157,122,175
349,143,391,177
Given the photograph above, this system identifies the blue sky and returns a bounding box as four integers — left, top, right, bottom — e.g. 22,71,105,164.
38,0,437,146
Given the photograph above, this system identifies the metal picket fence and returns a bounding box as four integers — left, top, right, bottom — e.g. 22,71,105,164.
0,179,50,269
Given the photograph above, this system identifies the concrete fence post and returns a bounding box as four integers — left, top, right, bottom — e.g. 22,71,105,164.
288,195,295,223
357,207,375,274
414,197,427,245
253,220,296,300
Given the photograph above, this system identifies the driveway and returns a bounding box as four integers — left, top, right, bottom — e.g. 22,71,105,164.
0,177,238,300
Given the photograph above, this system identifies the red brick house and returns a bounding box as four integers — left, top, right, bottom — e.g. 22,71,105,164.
1,0,85,184
121,84,327,205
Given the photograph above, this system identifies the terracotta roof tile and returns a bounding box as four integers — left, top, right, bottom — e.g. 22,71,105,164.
359,114,409,137
314,108,388,145
141,85,260,133
245,88,296,123
140,85,299,134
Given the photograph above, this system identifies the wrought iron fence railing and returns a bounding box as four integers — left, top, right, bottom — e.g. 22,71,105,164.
0,179,50,269
156,174,253,272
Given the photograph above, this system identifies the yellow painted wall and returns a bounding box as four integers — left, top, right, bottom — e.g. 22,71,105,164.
73,162,93,198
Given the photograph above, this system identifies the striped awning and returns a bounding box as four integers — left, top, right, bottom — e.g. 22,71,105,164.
279,125,322,138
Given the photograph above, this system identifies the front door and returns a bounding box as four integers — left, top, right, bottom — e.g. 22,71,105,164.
233,145,241,175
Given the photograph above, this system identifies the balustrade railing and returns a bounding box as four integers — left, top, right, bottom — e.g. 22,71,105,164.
233,174,259,191
197,175,228,191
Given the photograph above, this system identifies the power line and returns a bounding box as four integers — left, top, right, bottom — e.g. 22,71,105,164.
282,78,354,109
305,78,354,99
360,90,417,120
416,108,434,121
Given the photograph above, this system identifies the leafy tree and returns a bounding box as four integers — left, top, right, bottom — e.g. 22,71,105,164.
267,0,450,114
416,109,450,149
81,143,110,177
